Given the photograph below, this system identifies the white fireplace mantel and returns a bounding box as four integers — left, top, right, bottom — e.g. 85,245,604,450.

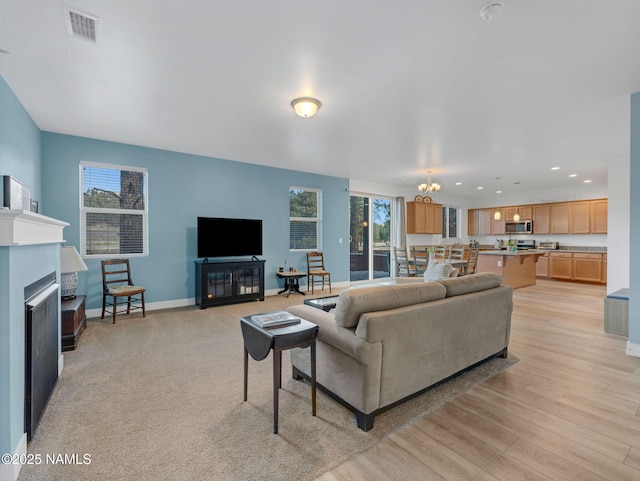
0,209,69,246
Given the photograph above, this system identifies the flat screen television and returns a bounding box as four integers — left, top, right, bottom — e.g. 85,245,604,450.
197,217,262,258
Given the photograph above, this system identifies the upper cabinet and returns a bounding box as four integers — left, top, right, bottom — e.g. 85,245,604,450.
592,199,608,234
468,199,607,235
505,205,533,222
550,203,569,234
569,201,591,234
468,209,478,235
533,204,550,234
491,209,505,235
407,201,442,234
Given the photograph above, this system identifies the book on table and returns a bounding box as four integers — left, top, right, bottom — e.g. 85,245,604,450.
251,311,301,328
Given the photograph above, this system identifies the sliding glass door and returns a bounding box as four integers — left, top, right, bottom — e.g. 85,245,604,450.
349,195,392,282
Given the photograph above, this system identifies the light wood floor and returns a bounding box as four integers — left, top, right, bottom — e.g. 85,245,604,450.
318,279,640,481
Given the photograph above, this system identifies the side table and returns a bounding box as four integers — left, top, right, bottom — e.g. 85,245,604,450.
276,270,307,297
61,295,87,351
240,314,318,434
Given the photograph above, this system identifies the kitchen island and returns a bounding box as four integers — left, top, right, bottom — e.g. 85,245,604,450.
477,250,547,288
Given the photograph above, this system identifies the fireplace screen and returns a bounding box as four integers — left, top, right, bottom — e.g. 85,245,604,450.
24,272,59,441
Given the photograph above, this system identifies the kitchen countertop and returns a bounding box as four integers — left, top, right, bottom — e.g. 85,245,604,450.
479,250,548,256
477,245,606,254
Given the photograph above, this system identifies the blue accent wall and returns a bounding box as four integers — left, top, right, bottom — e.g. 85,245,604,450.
41,133,350,310
0,75,49,460
0,245,61,458
0,75,42,203
630,92,640,348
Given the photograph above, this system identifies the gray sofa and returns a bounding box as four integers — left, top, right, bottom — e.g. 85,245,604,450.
287,272,513,430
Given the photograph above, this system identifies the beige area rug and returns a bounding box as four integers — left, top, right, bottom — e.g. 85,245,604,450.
19,294,517,481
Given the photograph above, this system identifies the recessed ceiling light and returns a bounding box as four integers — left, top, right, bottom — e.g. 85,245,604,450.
584,179,592,183
551,166,560,170
477,186,484,190
455,182,462,186
569,174,577,178
496,190,502,194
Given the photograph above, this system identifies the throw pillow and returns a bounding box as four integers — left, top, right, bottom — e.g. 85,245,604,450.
423,262,452,282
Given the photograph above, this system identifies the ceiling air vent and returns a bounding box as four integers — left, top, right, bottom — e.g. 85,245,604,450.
64,6,99,42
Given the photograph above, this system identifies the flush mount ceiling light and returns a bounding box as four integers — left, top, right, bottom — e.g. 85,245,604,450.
291,97,321,118
418,171,441,194
480,3,503,21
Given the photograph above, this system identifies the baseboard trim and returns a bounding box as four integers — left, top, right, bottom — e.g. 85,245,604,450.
86,297,196,319
0,433,27,481
626,340,640,358
85,282,354,319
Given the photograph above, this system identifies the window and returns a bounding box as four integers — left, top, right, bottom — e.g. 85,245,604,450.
81,162,148,257
442,206,460,239
289,187,321,250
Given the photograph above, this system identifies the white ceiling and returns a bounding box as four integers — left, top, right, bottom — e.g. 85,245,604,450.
2,0,640,197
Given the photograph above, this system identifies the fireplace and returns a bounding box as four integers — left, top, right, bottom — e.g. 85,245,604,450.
24,271,60,441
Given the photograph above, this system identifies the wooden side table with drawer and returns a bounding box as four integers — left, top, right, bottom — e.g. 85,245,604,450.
61,295,87,351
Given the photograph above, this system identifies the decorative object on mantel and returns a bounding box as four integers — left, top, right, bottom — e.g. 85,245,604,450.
3,175,30,210
417,171,441,194
60,245,88,300
291,97,321,118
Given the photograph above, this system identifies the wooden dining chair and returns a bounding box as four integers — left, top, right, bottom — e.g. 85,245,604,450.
101,259,146,324
410,246,430,275
466,247,480,275
393,246,416,277
432,245,448,260
306,251,331,294
449,246,469,275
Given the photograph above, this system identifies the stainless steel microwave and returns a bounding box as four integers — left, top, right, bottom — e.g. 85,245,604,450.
505,220,533,234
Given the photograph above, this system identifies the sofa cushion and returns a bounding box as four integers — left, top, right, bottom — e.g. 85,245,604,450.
334,282,447,328
423,261,452,281
436,272,503,297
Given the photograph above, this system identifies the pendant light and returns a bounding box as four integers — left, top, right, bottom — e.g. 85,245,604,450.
512,180,520,221
493,177,501,220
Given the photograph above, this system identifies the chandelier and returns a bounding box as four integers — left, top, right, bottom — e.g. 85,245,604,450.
418,171,441,194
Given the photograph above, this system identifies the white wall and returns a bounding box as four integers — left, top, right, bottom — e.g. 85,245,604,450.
607,154,630,294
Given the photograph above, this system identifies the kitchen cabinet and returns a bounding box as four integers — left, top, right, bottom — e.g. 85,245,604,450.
468,209,479,235
572,253,602,282
478,209,492,235
491,209,505,235
506,205,533,222
592,199,608,234
533,204,550,234
535,252,549,277
467,199,606,236
407,201,442,234
547,251,605,284
570,202,591,234
549,252,572,279
550,203,569,234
